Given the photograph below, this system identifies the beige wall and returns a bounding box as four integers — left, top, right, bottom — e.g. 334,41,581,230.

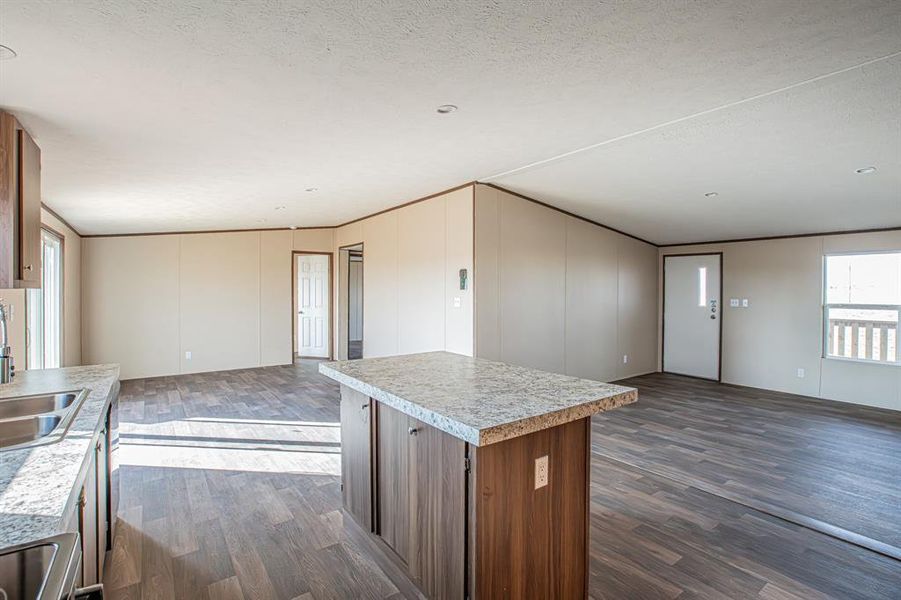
332,186,475,359
83,228,334,379
659,230,901,411
474,184,658,382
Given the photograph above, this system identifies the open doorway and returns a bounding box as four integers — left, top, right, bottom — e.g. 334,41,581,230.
338,243,363,360
293,252,332,359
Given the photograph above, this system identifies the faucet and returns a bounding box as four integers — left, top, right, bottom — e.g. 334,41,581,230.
0,299,14,383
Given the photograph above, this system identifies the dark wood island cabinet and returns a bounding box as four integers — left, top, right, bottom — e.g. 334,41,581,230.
321,351,636,599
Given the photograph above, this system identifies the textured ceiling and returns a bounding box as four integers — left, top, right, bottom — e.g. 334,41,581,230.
0,1,899,242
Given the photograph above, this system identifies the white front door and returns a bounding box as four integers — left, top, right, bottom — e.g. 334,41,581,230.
297,254,330,358
663,254,721,380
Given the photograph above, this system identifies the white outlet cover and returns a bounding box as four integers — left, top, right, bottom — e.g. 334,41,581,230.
453,297,461,308
535,455,549,489
742,298,749,307
797,368,805,378
185,351,192,360
623,354,629,364
730,298,740,307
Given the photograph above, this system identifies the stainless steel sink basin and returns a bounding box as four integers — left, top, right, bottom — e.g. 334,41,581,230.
0,392,79,420
0,533,81,599
0,389,87,451
0,539,57,599
0,414,63,448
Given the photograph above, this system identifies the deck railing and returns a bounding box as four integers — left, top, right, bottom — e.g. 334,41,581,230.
827,317,898,362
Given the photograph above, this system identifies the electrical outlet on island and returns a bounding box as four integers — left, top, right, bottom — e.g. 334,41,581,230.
535,455,549,489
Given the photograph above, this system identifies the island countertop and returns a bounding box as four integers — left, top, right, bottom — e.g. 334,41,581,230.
319,351,636,446
0,364,120,547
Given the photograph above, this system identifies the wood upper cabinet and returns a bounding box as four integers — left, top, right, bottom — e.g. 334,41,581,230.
0,111,42,289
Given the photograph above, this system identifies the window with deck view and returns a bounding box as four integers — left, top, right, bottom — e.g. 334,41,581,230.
824,252,900,364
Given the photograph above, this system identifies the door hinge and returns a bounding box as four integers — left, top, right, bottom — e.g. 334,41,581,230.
464,457,471,473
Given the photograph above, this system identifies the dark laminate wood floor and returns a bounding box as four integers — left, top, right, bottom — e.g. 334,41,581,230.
104,363,901,600
596,373,901,555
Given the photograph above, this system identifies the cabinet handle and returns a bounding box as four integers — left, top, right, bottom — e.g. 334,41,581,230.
361,403,368,410
408,427,418,436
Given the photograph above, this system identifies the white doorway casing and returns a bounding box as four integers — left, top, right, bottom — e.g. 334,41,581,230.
296,253,331,358
663,254,722,380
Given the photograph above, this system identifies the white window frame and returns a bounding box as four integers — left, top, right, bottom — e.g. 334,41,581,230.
822,250,901,366
26,228,63,369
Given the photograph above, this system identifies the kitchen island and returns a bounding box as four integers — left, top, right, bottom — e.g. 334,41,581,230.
319,351,637,599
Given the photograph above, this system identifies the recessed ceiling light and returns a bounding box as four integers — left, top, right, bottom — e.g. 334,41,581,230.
0,45,16,60
436,104,458,114
704,192,718,198
289,226,297,230
855,166,876,174
274,205,286,210
305,187,317,192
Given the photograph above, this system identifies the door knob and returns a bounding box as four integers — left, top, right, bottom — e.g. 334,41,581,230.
408,427,419,436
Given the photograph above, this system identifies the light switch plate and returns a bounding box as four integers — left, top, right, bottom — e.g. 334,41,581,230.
730,298,740,307
535,455,549,489
623,354,628,364
797,368,805,378
742,298,749,307
185,351,192,360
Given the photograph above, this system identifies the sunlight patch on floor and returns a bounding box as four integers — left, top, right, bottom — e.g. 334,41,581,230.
120,441,341,475
119,417,342,475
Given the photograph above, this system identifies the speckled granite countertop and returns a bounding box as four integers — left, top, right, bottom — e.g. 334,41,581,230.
320,352,636,446
0,364,120,547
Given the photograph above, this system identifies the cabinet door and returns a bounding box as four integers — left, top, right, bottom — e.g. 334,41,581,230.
409,417,466,600
16,128,40,287
340,385,372,530
95,428,110,577
375,403,412,563
81,451,99,586
0,113,16,288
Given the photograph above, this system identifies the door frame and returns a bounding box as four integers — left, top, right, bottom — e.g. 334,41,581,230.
292,250,334,361
338,242,364,360
661,252,723,382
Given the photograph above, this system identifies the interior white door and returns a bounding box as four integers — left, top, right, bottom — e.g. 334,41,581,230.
663,254,721,380
297,254,330,358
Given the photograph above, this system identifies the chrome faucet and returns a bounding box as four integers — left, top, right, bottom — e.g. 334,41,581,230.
0,299,14,383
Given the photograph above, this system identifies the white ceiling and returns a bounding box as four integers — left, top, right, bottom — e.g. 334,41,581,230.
1,1,899,242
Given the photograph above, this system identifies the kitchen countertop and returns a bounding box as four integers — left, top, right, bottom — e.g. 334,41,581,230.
0,364,120,547
319,351,636,446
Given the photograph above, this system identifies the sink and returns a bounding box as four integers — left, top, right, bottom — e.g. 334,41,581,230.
0,540,57,599
0,533,81,599
0,392,79,420
0,414,63,448
0,389,87,451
